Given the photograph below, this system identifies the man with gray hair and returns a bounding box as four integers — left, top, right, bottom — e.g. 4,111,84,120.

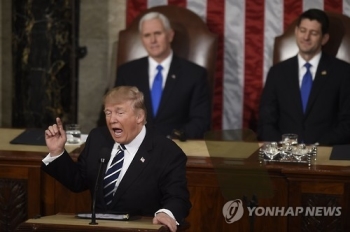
115,11,211,140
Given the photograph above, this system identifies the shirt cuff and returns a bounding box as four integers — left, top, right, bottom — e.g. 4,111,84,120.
155,209,179,225
42,151,65,165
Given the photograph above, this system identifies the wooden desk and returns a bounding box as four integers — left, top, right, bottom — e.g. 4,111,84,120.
1,129,350,231
159,141,350,231
15,214,167,232
0,129,87,231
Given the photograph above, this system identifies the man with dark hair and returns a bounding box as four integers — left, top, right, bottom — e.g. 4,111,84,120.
258,9,350,145
42,86,191,232
114,12,211,140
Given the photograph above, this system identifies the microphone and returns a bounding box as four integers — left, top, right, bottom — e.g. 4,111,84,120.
172,129,187,142
90,147,110,225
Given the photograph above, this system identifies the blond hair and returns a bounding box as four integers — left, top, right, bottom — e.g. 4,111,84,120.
104,86,147,123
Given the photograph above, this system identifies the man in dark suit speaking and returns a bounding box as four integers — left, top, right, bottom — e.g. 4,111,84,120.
258,9,350,145
42,86,191,232
115,11,211,139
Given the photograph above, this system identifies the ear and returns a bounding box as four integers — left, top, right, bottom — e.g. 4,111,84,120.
294,26,299,37
321,33,329,46
136,110,145,124
168,29,175,43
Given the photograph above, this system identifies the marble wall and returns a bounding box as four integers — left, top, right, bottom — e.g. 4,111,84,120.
0,0,12,127
12,0,78,128
78,0,126,133
0,0,126,133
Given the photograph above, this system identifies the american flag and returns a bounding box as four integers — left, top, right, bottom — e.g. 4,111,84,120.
126,0,350,131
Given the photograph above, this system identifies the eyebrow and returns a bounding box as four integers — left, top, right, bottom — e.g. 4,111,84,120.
299,26,320,32
104,106,125,111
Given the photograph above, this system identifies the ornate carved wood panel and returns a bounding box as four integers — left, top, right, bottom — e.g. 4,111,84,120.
0,179,27,232
0,166,41,232
301,193,342,232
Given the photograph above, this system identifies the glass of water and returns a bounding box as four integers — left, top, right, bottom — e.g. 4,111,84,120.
65,124,81,144
282,133,298,146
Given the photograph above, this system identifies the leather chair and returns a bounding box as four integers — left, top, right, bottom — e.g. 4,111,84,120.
273,12,350,64
116,5,218,97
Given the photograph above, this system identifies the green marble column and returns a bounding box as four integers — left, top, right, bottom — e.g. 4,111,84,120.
12,0,78,128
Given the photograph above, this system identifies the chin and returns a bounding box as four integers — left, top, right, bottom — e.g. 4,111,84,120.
300,49,314,55
114,138,124,144
150,53,162,58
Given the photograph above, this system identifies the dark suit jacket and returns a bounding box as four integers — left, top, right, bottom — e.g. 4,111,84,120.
258,53,350,145
41,126,191,224
115,54,211,139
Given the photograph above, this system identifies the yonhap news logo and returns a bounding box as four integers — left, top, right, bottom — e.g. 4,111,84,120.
223,199,341,224
222,199,244,223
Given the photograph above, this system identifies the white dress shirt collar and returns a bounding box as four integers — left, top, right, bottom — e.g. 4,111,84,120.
123,125,146,155
148,51,173,89
297,52,322,86
109,125,146,190
297,52,321,71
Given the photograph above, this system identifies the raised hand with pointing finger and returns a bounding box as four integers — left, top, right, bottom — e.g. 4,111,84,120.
45,117,67,156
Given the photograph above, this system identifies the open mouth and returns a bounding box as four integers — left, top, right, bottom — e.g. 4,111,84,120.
112,128,123,137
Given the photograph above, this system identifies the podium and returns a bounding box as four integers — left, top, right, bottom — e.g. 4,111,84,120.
15,214,173,231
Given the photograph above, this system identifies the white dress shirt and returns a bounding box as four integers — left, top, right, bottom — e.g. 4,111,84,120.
148,51,173,90
106,125,146,190
297,52,321,87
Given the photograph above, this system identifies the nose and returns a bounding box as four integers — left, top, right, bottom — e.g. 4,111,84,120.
106,112,118,124
150,34,156,43
303,31,311,40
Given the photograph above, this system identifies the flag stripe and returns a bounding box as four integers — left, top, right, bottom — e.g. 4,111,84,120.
284,0,303,30
304,0,323,11
263,0,283,83
168,0,186,8
207,0,225,130
324,0,343,12
344,0,350,14
242,1,265,129
222,0,244,130
126,0,350,131
187,0,207,21
149,0,166,8
126,0,147,26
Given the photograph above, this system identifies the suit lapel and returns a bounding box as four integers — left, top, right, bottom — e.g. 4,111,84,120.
288,57,304,116
110,129,153,208
305,54,330,115
97,129,116,208
137,59,154,122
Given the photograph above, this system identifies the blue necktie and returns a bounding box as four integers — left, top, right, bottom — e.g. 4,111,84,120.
300,63,313,113
151,65,163,116
103,144,125,205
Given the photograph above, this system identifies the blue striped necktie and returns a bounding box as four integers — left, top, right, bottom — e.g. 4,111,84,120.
103,144,125,205
151,65,163,116
300,62,313,113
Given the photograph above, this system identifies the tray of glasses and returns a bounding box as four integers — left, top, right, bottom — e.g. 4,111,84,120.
259,142,317,166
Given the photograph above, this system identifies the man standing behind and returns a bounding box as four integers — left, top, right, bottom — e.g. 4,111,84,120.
115,12,211,139
258,9,350,145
